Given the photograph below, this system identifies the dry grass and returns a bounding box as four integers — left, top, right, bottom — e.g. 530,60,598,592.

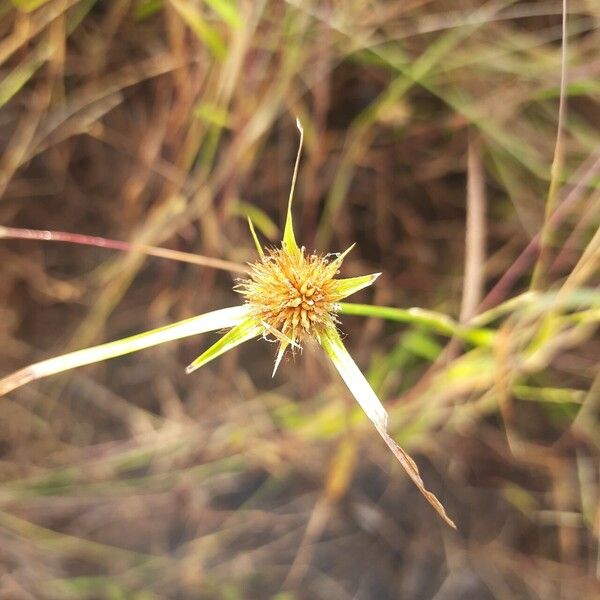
0,1,599,598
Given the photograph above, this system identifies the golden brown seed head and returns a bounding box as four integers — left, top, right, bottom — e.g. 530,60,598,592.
237,247,346,348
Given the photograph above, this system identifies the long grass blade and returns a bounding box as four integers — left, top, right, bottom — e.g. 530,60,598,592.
185,317,261,374
338,302,494,347
321,328,456,529
282,118,304,257
320,328,387,428
0,306,250,396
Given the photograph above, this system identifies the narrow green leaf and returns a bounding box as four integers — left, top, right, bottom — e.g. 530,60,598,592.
133,0,164,20
186,318,261,374
11,0,50,11
203,0,241,29
0,52,45,109
332,273,380,300
320,328,388,429
234,201,279,240
321,328,456,529
402,330,443,361
194,101,231,128
66,0,98,34
247,217,264,257
170,0,226,59
513,385,585,404
282,118,303,257
0,306,250,397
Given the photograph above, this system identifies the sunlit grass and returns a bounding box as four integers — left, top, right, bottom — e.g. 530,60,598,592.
0,0,599,597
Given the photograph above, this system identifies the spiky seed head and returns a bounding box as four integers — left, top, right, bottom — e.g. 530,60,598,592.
237,247,350,353
237,120,380,373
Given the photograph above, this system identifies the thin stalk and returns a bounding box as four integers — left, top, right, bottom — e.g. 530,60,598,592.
531,0,568,289
460,134,486,322
338,302,494,347
0,226,248,274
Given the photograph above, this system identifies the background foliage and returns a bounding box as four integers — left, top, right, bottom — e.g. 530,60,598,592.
0,1,599,598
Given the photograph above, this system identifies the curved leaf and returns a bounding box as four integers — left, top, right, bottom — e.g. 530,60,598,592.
321,328,456,529
0,305,250,396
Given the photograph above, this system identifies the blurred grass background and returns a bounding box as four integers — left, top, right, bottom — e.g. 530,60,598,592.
0,0,599,598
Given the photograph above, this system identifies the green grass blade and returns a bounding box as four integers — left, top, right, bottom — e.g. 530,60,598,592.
170,0,226,58
513,385,585,404
338,302,495,347
133,0,164,20
247,217,264,257
194,101,232,128
320,328,455,529
282,118,303,257
185,317,261,374
0,306,250,397
333,273,381,300
10,0,51,11
234,201,279,240
203,0,241,29
0,50,46,109
320,328,388,428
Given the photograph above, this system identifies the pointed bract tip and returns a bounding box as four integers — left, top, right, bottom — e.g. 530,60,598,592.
185,363,199,375
295,117,303,132
271,357,282,378
340,243,356,259
247,216,264,257
329,243,356,268
282,119,304,256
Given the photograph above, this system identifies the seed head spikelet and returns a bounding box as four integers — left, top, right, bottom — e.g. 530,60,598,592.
237,245,377,373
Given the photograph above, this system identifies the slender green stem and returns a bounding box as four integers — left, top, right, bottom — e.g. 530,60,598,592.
338,302,495,347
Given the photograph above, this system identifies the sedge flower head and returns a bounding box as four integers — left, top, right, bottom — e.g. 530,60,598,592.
240,247,343,342
237,244,377,373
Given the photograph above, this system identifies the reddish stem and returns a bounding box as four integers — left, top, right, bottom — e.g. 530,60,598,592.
0,226,248,274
